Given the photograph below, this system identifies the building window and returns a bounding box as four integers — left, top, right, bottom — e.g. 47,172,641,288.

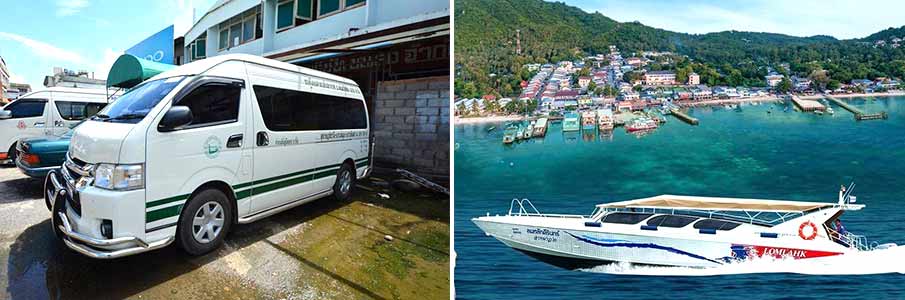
276,0,294,30
277,0,366,32
187,33,207,62
218,6,262,50
195,37,206,58
296,0,313,20
318,0,365,18
218,29,229,50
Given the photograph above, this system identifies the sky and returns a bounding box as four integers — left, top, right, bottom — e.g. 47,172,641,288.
565,0,905,39
0,0,216,90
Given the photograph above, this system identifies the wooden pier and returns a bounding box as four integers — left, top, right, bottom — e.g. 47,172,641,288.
824,96,888,121
669,108,699,125
790,96,825,112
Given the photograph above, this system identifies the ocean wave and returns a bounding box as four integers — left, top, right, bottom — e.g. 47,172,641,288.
578,245,905,276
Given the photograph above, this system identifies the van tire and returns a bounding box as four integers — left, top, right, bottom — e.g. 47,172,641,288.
176,188,232,256
332,163,355,201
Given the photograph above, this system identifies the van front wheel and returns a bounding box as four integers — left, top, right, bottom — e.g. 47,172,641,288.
333,163,355,201
177,188,232,256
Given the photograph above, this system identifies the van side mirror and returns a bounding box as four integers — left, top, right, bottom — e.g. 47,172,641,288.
158,106,193,132
0,110,10,119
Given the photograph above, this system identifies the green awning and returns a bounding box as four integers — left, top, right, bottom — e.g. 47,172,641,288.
106,54,175,89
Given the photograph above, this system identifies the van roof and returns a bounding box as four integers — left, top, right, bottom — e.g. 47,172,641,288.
18,87,111,98
151,54,357,86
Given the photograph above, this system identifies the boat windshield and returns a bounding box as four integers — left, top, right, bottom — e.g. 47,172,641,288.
600,212,653,224
94,76,186,124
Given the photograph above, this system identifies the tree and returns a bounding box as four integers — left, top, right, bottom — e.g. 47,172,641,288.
456,103,467,116
485,99,500,114
676,65,694,84
503,101,518,114
777,77,793,93
827,79,841,90
587,81,597,94
808,69,830,90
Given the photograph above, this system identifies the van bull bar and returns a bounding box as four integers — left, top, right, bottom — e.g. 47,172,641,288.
44,160,173,259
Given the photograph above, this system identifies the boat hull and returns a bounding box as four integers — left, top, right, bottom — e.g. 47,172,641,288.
473,217,849,269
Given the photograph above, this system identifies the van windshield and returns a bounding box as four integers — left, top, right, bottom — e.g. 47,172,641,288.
95,76,186,123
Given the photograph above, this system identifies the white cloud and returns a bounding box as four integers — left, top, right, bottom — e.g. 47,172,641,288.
91,48,123,80
8,71,26,84
56,0,90,17
0,32,86,64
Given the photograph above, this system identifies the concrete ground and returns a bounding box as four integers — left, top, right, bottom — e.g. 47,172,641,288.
0,166,450,299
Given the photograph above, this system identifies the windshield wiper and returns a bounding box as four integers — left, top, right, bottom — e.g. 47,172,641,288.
108,113,146,120
93,113,110,120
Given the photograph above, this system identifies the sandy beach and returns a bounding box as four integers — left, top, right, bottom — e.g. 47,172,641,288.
800,91,905,100
454,115,526,124
681,96,783,107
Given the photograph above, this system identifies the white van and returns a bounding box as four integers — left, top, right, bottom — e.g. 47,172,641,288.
45,54,371,258
0,87,109,163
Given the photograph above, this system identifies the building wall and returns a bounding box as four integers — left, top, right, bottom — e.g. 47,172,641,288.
372,76,449,178
185,0,449,62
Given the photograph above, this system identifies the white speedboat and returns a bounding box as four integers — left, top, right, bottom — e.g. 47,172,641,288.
472,184,892,269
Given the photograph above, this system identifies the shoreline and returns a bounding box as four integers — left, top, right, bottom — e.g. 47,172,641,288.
681,96,782,107
799,91,905,100
454,115,525,125
453,91,905,124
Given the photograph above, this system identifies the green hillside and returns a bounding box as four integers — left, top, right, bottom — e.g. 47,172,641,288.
455,0,905,98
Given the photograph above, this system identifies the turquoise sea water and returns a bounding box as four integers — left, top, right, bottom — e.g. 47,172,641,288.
454,97,905,299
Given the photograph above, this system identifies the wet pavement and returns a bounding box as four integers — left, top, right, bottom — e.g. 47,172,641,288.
0,166,450,299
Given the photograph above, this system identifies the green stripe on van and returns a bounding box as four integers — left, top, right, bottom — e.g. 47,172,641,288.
144,158,367,224
356,159,370,168
146,204,183,223
146,194,189,209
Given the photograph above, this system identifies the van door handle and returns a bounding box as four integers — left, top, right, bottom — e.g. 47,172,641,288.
34,122,45,128
256,131,269,146
227,134,243,148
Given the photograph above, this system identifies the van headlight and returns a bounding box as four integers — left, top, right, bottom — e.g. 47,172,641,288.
93,163,144,190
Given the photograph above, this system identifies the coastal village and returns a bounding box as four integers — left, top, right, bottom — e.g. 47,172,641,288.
454,45,902,143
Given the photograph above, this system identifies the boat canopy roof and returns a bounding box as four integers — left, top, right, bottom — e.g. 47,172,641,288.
597,195,864,213
535,118,547,127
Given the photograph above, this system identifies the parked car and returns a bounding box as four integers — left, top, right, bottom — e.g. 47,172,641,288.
45,54,372,259
0,87,108,164
15,121,82,178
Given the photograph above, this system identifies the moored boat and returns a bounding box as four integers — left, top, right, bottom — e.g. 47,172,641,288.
502,125,518,144
596,109,614,131
524,121,535,139
562,112,580,132
533,118,548,137
581,111,597,131
472,184,894,269
626,117,658,132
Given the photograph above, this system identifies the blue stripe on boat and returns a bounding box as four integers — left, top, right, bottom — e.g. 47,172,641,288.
566,231,723,265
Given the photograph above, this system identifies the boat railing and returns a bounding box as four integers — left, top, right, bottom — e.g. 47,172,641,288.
825,226,872,251
600,206,804,226
507,198,586,218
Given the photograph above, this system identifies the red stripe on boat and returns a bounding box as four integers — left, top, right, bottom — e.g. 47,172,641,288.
739,245,843,259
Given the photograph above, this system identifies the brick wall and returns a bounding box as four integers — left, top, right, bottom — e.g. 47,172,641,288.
372,76,449,179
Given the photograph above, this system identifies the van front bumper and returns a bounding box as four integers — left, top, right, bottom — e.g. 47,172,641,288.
46,169,174,259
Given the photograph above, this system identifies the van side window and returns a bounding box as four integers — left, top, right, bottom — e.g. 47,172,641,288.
4,100,46,118
253,85,366,131
55,101,107,120
177,82,241,127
